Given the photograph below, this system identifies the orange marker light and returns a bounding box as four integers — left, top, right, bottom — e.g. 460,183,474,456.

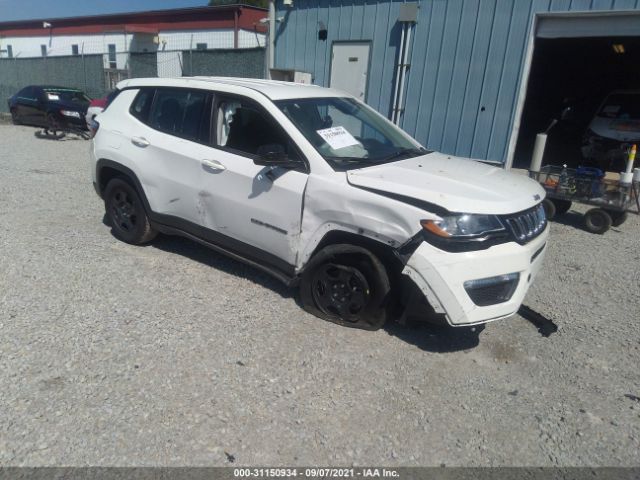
421,220,451,238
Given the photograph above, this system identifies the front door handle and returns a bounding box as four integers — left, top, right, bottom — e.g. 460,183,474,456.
201,159,226,171
131,136,150,148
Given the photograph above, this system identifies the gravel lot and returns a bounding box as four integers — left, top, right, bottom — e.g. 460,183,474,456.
0,124,639,467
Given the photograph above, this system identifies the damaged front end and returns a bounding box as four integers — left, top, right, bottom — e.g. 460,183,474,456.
396,205,549,327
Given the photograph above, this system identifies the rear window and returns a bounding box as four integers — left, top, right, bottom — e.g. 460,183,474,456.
43,88,90,103
130,88,155,122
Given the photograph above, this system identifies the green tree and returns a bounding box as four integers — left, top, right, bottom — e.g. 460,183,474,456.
209,0,268,8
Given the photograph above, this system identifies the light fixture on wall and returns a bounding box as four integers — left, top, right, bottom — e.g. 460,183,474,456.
42,22,52,28
612,43,625,54
318,21,327,41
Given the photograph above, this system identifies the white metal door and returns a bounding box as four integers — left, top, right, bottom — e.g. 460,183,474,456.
198,98,308,266
126,127,210,225
198,150,307,266
330,42,370,101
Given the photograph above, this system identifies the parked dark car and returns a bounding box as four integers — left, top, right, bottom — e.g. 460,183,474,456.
7,85,91,130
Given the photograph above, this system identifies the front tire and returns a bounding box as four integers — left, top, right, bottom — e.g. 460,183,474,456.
299,245,391,330
104,177,157,244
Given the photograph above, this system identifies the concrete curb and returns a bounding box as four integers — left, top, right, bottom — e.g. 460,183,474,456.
0,112,12,124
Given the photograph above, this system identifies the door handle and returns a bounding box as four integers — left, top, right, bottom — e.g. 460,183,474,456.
131,136,150,148
201,159,226,171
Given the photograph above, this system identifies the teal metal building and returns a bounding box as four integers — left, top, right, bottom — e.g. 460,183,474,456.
273,0,640,167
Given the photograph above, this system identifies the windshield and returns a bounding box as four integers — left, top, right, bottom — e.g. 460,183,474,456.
597,93,640,120
275,97,428,169
44,88,91,104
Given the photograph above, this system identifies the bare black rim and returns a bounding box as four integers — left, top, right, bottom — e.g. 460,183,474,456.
110,188,138,233
311,263,370,321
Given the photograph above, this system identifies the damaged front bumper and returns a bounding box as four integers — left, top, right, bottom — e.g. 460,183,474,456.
402,225,549,326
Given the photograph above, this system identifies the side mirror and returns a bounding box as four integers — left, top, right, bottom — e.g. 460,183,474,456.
255,144,296,167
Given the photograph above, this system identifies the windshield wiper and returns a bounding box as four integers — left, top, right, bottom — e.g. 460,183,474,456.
323,156,371,164
373,147,426,164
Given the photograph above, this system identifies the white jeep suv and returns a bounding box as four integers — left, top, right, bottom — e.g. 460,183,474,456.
90,77,548,330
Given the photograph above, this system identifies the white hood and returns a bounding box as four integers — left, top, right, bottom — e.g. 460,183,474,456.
346,152,545,215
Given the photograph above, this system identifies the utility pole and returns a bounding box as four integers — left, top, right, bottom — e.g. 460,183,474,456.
268,0,275,79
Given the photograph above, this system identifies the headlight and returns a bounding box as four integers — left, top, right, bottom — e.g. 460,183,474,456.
421,214,505,238
60,110,81,118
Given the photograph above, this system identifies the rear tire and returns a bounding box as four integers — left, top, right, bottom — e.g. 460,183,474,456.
608,210,628,227
584,208,612,234
104,177,157,244
299,245,391,330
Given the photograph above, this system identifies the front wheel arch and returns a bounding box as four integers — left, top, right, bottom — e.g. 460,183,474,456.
299,243,393,330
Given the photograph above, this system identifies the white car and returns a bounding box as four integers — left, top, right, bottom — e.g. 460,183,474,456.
582,90,640,170
89,77,548,330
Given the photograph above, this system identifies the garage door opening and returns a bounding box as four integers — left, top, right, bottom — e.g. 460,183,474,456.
513,27,640,172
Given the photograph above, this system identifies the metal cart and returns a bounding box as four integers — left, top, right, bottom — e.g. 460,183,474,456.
529,165,640,234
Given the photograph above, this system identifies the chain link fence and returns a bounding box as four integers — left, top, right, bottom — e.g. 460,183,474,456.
0,32,266,112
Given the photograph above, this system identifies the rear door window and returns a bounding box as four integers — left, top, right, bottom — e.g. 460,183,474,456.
147,88,211,143
18,87,37,102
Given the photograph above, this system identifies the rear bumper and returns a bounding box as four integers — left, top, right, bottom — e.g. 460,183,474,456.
63,115,88,129
402,226,549,326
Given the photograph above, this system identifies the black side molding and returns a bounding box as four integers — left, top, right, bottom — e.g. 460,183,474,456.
96,159,297,286
149,213,297,286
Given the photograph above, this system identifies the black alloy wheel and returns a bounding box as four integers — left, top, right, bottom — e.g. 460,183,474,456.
311,263,371,320
111,188,137,234
300,245,391,330
104,177,157,244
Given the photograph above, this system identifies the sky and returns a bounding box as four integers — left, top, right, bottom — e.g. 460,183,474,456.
0,0,208,22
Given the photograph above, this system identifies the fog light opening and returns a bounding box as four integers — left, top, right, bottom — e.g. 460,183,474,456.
463,273,520,306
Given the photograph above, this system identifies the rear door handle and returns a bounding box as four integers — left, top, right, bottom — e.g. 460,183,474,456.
131,136,150,148
201,159,226,171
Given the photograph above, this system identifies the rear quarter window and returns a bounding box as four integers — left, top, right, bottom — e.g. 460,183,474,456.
104,89,121,110
129,88,155,122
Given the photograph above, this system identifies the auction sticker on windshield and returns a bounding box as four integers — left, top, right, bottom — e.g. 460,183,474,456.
317,126,360,150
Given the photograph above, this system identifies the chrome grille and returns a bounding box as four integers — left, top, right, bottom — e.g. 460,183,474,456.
504,203,547,244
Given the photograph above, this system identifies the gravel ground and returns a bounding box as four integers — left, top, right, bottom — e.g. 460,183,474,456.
0,124,639,467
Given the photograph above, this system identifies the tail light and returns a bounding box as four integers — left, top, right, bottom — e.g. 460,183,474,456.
89,118,99,138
